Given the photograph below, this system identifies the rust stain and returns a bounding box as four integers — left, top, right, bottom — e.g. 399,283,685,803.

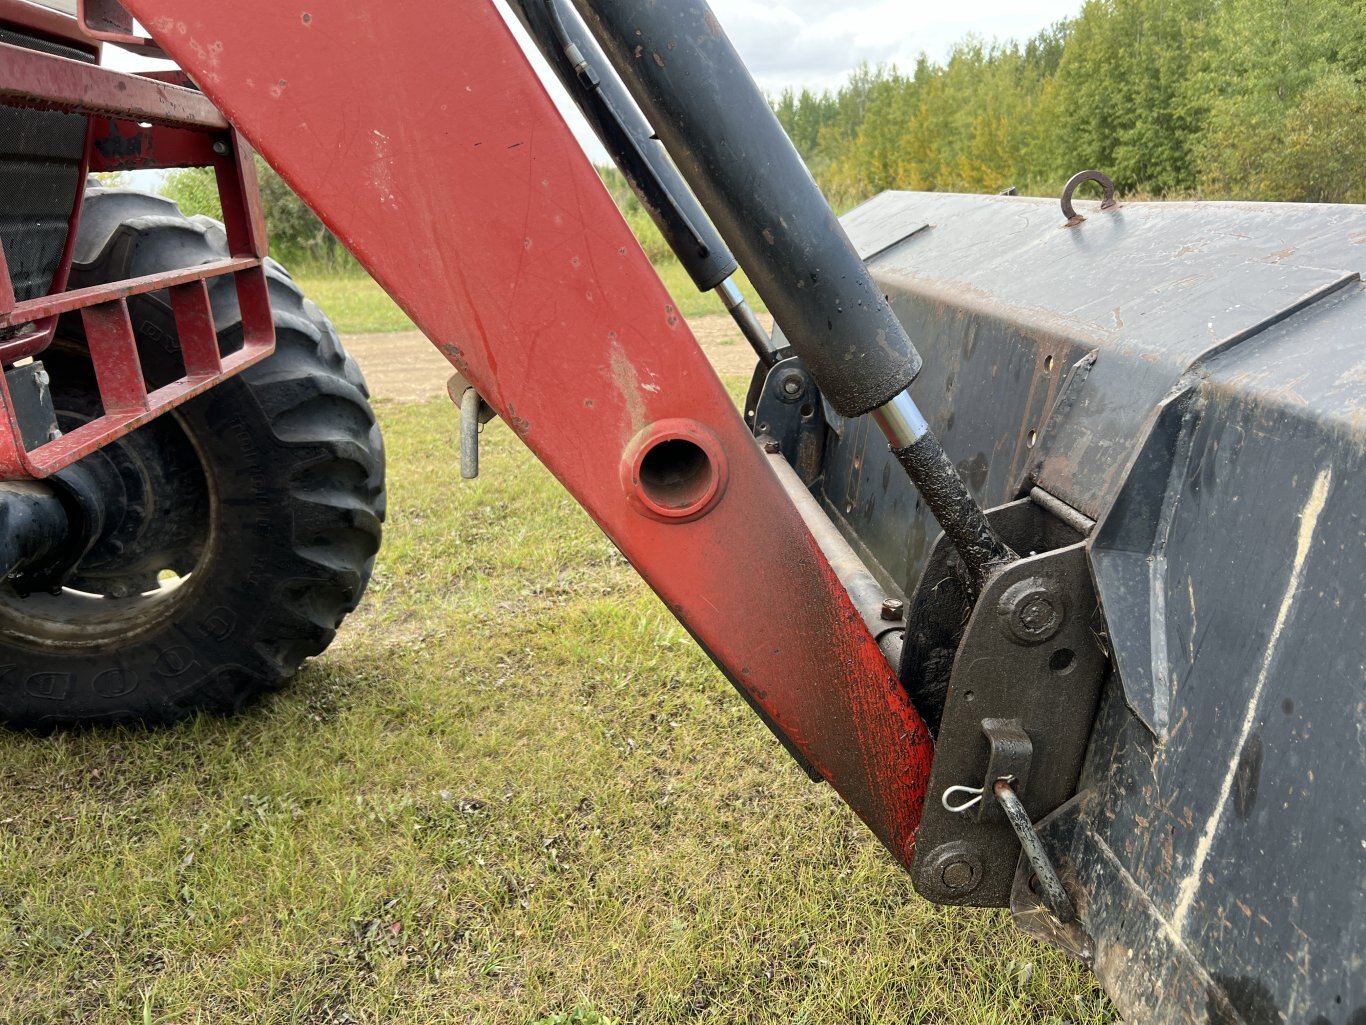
436,341,467,370
506,403,531,437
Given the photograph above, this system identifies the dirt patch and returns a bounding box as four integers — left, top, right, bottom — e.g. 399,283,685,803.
342,314,769,403
341,331,454,403
689,313,772,377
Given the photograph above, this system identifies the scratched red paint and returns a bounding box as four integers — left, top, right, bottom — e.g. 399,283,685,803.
120,0,936,863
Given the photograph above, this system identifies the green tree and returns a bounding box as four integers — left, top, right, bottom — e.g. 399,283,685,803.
1037,0,1218,194
160,164,221,220
1193,0,1366,201
163,157,357,270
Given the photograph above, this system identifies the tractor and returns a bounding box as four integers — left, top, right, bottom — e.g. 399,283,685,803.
0,1,1360,1021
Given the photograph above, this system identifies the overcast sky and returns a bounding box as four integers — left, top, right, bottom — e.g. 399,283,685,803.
707,0,1079,94
492,0,1080,162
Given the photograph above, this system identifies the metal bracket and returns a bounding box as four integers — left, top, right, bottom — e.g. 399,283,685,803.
978,718,1032,822
3,362,60,451
747,357,826,486
909,497,1108,908
77,0,169,57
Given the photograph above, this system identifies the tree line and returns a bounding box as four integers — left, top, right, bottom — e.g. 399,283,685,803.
163,0,1363,269
776,0,1365,211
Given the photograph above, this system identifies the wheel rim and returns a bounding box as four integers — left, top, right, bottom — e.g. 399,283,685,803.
0,342,216,648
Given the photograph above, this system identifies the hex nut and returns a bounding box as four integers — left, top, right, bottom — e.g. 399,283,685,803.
880,597,905,621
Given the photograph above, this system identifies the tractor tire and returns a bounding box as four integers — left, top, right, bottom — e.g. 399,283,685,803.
0,189,385,728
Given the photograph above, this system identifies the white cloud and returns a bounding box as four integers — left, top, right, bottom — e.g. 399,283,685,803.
712,0,1079,95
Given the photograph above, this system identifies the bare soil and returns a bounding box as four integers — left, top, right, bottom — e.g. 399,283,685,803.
342,313,769,402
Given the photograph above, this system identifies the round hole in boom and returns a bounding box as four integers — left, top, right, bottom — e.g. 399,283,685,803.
1044,354,1055,372
1049,648,1076,675
623,420,728,522
639,439,712,510
1027,429,1038,448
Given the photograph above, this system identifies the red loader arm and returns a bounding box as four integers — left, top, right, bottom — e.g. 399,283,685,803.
116,0,935,863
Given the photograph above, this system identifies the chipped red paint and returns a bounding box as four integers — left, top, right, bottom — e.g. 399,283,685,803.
90,118,223,172
0,256,256,329
119,0,936,862
0,39,224,128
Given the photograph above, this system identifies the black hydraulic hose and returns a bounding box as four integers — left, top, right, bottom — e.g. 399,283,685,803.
541,0,578,58
506,0,736,291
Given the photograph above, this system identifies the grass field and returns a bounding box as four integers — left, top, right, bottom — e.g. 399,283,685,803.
0,387,1115,1024
294,261,766,336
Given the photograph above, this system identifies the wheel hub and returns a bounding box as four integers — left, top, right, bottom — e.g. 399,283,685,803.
0,363,213,646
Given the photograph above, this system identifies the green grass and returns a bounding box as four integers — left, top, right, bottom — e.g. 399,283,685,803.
0,395,1113,1024
293,261,766,336
291,273,417,334
648,261,768,321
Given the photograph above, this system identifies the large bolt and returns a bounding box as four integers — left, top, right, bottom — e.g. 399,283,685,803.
212,139,230,155
922,841,984,896
880,597,905,621
941,860,975,890
997,578,1064,645
776,370,805,402
1019,595,1056,632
